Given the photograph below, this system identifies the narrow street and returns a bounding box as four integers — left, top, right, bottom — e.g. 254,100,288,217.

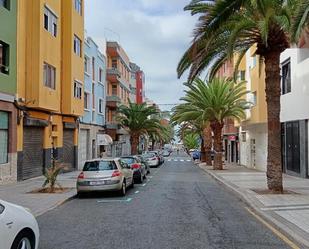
38,153,291,249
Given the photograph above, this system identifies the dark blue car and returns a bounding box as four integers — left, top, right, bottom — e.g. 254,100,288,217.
192,150,200,160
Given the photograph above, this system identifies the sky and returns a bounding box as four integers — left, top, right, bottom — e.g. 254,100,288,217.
85,0,197,111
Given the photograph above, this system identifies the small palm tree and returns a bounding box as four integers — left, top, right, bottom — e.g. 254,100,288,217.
117,100,162,155
183,133,199,151
178,0,309,192
181,78,249,170
42,157,66,193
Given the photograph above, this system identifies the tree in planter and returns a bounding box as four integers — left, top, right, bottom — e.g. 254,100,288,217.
117,100,162,155
42,156,66,193
177,0,309,192
181,78,249,170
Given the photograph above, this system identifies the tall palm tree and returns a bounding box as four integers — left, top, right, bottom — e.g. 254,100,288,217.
181,78,249,170
117,101,162,155
172,105,212,165
183,133,200,151
177,0,309,192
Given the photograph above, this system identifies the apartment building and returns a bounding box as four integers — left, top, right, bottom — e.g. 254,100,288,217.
16,0,84,180
280,45,309,178
0,0,18,182
106,41,131,156
238,47,268,172
78,36,106,169
129,62,145,104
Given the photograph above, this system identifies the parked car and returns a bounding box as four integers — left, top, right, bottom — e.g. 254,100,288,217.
142,152,160,167
149,150,164,164
136,155,151,175
192,150,201,160
0,200,40,249
162,150,171,157
77,158,134,196
120,156,146,183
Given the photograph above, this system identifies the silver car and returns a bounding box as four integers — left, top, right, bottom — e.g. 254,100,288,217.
77,158,134,196
142,152,160,167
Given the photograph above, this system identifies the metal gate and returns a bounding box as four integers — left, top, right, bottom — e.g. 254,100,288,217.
78,129,89,170
21,127,44,180
63,129,75,171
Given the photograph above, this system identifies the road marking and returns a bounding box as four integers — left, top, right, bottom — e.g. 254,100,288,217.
187,160,191,162
142,183,146,186
135,191,139,194
174,159,178,162
97,198,132,203
148,176,153,179
245,207,300,249
147,179,150,182
180,159,184,162
168,159,171,161
261,205,309,211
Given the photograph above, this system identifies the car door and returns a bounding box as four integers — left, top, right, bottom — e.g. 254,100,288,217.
118,160,133,186
136,158,146,177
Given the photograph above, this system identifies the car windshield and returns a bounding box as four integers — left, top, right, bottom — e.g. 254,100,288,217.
121,157,135,164
143,153,156,158
83,161,117,171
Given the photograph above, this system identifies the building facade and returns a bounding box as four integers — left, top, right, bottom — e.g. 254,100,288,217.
0,0,18,182
238,47,268,172
280,48,309,178
106,41,131,156
16,0,84,180
78,36,106,169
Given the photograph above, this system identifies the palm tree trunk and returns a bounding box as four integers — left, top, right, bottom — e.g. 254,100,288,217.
211,122,224,170
203,125,212,166
131,134,139,155
200,138,206,162
264,52,283,193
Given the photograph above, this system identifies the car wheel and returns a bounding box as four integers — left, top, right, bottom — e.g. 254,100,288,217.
11,230,35,249
120,180,126,196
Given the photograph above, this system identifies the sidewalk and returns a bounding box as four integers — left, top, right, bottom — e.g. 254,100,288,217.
0,171,79,217
199,163,309,248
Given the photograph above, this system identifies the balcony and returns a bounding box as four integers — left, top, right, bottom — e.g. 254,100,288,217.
107,67,121,82
106,95,121,109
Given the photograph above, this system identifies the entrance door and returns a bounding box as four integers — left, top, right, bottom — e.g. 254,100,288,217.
231,141,235,163
286,121,300,173
78,129,89,170
250,139,256,168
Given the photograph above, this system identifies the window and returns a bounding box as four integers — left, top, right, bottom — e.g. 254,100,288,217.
99,99,103,114
112,59,117,69
112,85,117,95
74,81,82,99
252,55,257,68
240,70,245,81
92,57,95,81
0,111,8,164
73,35,81,56
84,56,90,74
121,87,124,99
74,0,82,15
282,59,291,94
92,83,95,108
0,0,9,9
131,72,136,80
44,6,57,37
0,41,9,74
84,92,90,109
43,63,56,89
251,91,257,106
98,68,103,83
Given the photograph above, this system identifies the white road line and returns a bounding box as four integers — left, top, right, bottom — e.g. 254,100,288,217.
174,159,178,162
148,176,153,179
135,191,139,194
187,160,191,162
142,183,146,186
97,198,132,203
180,159,184,162
168,159,171,161
261,205,309,211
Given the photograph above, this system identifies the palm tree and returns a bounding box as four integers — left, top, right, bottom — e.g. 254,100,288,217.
172,105,212,165
177,0,309,192
183,133,200,152
181,78,249,170
117,100,162,155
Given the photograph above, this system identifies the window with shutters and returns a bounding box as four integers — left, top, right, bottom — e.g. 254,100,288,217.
74,81,82,99
282,59,291,94
74,35,82,57
43,63,56,89
44,6,57,37
74,0,82,15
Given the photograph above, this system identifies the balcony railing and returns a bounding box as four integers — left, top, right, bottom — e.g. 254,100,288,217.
106,95,121,102
107,67,121,77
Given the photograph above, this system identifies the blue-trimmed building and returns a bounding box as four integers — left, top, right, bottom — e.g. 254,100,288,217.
78,36,106,169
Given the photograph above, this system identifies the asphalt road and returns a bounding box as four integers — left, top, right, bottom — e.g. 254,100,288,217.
38,153,292,249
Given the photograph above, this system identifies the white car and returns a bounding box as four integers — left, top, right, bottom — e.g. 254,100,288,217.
0,200,39,249
142,152,160,167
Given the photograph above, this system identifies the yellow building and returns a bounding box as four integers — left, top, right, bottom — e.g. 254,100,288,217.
237,46,268,172
16,0,84,180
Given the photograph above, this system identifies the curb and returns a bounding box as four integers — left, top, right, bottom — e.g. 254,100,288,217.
198,164,309,249
35,191,77,217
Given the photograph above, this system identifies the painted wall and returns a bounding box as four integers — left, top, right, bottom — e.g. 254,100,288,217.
0,0,17,95
280,48,309,122
136,71,144,104
82,37,106,126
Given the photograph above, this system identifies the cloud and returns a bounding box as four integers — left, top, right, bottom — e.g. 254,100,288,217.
85,0,197,109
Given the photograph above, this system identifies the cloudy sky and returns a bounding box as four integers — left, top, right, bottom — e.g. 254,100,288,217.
85,0,197,110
